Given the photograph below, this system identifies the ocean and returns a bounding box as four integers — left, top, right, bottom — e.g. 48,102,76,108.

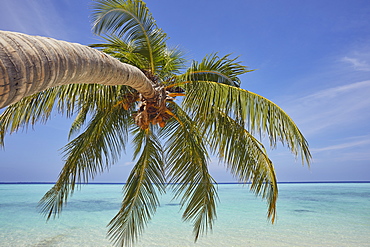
0,183,369,247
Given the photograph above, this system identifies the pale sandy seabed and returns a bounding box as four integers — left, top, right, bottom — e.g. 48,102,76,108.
1,183,369,247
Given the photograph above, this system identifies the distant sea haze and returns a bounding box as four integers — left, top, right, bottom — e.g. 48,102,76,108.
1,183,369,246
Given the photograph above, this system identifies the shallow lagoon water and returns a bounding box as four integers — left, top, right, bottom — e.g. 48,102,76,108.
0,183,369,246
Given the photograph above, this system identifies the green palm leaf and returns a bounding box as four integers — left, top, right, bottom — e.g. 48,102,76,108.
107,126,165,247
181,81,311,165
161,103,218,241
0,85,78,147
156,46,185,79
92,0,168,73
39,105,131,219
207,108,278,221
0,84,136,145
90,35,185,80
90,35,148,69
0,89,57,147
175,53,252,88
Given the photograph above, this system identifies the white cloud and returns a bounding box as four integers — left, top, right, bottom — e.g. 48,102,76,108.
285,80,370,136
0,0,71,40
302,80,370,100
309,134,370,163
342,56,370,72
312,137,370,153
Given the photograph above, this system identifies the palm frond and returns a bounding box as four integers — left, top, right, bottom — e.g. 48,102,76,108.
207,108,278,222
156,46,186,79
67,105,90,140
0,87,61,146
181,81,311,165
91,36,185,81
39,105,131,219
107,126,165,247
174,53,252,88
90,35,148,69
66,84,138,138
0,83,136,145
160,102,218,241
92,0,168,73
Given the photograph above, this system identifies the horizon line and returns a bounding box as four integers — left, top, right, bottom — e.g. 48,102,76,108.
0,181,369,185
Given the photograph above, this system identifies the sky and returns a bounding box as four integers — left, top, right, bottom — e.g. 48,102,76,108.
0,0,369,183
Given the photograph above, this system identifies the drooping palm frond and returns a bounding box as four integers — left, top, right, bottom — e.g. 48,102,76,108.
39,104,132,219
92,0,168,73
67,104,91,140
107,126,165,247
0,83,135,145
66,84,138,138
206,108,278,221
161,102,218,241
0,84,84,147
0,88,58,147
181,81,311,165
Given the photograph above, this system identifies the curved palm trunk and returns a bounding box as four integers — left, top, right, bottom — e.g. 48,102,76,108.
0,30,158,108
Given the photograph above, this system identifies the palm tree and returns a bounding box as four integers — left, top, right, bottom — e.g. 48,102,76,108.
0,0,311,246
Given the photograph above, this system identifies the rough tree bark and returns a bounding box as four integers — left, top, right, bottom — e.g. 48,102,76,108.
0,30,159,109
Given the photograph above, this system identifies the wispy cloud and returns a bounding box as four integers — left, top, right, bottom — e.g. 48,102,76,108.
340,47,370,72
310,134,370,163
0,0,72,40
312,137,370,153
341,56,370,72
284,80,370,136
302,80,370,100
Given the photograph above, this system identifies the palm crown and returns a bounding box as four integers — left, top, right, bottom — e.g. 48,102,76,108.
0,0,311,246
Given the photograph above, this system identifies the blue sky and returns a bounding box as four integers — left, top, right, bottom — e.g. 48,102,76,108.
0,0,369,182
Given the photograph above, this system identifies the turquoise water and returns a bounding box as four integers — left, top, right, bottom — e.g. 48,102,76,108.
0,183,369,247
